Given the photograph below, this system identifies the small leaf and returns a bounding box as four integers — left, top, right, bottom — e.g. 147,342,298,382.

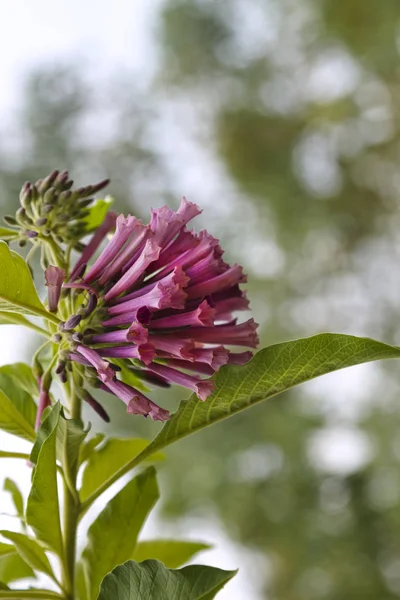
0,228,18,241
78,433,105,468
0,532,55,583
0,386,36,442
26,405,63,557
97,560,237,600
80,438,163,503
132,540,211,568
0,242,46,317
3,479,24,520
0,543,34,584
83,196,114,233
82,467,159,600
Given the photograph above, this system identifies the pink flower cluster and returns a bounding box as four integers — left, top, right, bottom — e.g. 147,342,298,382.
62,198,258,421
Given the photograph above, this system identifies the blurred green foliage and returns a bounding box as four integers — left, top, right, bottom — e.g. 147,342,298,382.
2,0,400,597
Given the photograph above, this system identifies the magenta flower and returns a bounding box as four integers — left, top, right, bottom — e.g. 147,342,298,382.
62,197,258,422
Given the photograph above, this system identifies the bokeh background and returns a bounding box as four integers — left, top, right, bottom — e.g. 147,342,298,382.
2,1,400,598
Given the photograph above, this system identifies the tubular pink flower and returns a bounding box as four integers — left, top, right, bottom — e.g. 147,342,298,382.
35,378,52,431
84,215,141,283
146,363,214,401
104,238,161,302
67,197,257,421
69,211,117,281
45,265,65,312
76,345,114,383
103,378,169,421
150,300,215,329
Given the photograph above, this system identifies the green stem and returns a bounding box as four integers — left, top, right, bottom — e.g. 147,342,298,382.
0,591,63,599
61,375,81,600
0,451,31,460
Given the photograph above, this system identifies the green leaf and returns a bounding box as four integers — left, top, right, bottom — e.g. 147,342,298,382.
56,411,88,481
3,479,24,520
0,228,18,241
80,438,163,503
80,333,400,510
0,313,37,328
138,333,400,460
97,560,237,600
0,532,55,583
132,540,211,569
78,433,105,468
0,373,36,441
0,364,38,398
0,242,47,317
30,404,61,465
82,466,159,600
83,196,114,233
26,405,63,557
0,583,9,590
0,543,34,584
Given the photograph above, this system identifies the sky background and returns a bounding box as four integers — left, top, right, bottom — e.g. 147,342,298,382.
0,1,379,598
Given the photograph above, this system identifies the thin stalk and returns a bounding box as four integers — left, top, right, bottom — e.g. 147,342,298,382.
61,374,82,599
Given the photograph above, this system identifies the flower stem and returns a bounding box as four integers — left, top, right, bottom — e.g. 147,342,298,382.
61,374,82,599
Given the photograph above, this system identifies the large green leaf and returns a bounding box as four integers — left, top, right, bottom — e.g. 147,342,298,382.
0,242,48,318
3,479,24,521
0,543,34,584
80,438,163,503
26,405,63,557
82,467,159,600
132,540,211,569
80,334,400,508
0,532,55,584
97,560,237,600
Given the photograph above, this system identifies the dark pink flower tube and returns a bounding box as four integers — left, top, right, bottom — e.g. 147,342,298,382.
45,266,65,312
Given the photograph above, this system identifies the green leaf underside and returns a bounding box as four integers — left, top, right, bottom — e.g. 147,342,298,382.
132,540,211,569
0,545,34,584
0,242,45,316
0,532,54,582
83,196,114,232
138,333,400,461
80,438,163,503
97,560,237,600
26,406,63,557
82,467,159,600
3,479,24,519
